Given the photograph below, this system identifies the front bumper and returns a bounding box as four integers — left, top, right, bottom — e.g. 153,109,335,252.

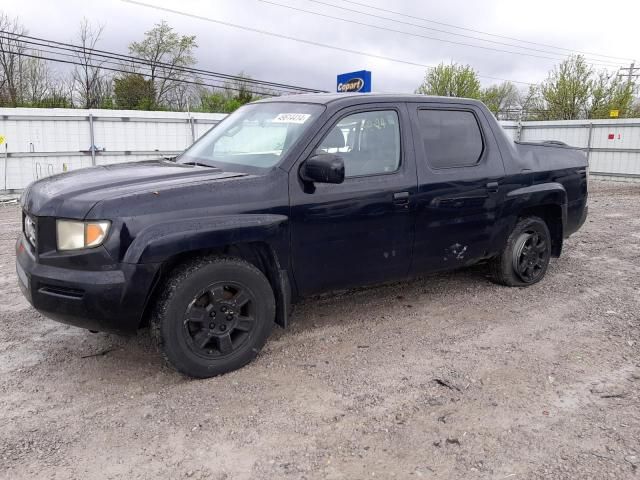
16,235,160,335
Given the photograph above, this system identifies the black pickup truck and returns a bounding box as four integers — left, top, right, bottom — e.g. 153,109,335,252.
16,93,588,378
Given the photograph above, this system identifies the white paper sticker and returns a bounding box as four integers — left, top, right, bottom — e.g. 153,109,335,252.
272,113,311,124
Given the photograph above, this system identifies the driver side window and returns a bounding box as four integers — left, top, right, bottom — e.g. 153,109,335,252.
316,110,401,177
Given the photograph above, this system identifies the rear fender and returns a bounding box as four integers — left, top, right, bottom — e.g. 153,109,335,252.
499,183,568,255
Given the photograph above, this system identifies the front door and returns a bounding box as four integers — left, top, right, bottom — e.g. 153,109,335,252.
289,105,417,295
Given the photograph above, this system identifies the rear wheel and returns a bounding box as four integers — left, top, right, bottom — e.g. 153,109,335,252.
489,216,552,287
152,256,275,378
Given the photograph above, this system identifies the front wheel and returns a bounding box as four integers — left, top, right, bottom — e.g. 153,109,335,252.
489,216,552,287
152,256,275,378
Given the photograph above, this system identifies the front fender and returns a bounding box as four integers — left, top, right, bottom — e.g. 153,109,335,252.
122,214,289,264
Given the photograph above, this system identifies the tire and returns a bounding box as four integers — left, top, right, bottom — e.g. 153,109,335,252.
489,216,552,287
151,256,275,378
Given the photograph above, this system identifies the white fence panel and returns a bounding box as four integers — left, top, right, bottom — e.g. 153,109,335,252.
2,108,639,191
0,108,225,191
499,118,640,181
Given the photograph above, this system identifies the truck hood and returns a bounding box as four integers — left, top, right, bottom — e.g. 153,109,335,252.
21,160,248,218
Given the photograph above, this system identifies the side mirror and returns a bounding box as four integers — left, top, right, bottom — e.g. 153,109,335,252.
300,154,345,184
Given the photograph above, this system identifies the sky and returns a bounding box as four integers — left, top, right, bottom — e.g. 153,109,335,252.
1,0,638,95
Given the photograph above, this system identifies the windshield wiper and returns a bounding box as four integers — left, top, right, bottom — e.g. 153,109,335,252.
181,160,219,169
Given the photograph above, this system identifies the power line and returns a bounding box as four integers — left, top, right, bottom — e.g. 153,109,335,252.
10,49,296,97
0,31,325,94
313,0,634,64
258,0,620,68
260,0,624,68
0,33,312,96
120,0,536,86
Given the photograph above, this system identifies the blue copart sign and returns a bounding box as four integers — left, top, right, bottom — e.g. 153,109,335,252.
337,70,371,93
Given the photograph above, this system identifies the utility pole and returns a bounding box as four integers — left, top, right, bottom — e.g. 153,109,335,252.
619,62,640,94
617,62,639,118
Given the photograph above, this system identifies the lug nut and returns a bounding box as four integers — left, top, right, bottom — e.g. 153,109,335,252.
209,322,215,329
209,311,216,317
219,324,227,331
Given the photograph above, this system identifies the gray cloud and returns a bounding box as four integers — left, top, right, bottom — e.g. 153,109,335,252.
2,0,637,95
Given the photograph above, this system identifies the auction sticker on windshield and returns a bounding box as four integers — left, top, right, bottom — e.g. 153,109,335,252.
272,113,311,124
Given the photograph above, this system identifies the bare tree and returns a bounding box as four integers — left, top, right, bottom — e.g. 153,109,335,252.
516,85,546,120
480,82,520,119
71,18,109,108
0,12,28,106
166,81,195,111
22,54,50,104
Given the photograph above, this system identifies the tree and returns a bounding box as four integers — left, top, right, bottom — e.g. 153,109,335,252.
128,21,197,108
539,55,592,120
22,55,53,105
514,85,544,120
480,81,519,118
113,74,155,109
415,63,481,99
71,18,111,108
197,73,262,113
587,71,634,119
0,12,28,106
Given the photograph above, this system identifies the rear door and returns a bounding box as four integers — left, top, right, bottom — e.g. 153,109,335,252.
408,102,506,273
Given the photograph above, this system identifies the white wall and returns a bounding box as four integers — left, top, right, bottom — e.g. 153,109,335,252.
500,118,640,180
0,108,225,191
1,108,639,191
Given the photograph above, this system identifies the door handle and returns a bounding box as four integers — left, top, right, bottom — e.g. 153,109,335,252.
393,191,410,207
486,182,499,193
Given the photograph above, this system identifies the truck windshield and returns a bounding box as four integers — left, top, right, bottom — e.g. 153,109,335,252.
178,102,324,169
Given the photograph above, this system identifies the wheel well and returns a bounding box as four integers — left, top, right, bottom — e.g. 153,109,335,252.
139,242,291,329
518,204,563,257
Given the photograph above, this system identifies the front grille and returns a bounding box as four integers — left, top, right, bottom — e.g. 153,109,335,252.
23,213,37,248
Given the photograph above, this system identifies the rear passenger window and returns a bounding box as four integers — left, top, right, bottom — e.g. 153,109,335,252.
418,109,483,168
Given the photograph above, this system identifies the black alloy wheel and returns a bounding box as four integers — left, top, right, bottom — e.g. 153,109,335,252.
511,229,549,283
489,216,552,287
152,256,275,378
183,282,257,358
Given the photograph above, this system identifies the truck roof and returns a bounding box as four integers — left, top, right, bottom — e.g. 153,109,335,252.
256,92,484,106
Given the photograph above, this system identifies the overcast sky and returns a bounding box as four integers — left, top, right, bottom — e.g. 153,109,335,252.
2,0,638,94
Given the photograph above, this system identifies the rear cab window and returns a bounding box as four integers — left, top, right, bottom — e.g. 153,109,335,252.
417,109,484,169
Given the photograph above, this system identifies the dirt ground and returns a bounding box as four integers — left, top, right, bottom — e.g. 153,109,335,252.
0,180,639,480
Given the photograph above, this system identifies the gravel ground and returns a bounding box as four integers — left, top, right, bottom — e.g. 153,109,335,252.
0,180,639,480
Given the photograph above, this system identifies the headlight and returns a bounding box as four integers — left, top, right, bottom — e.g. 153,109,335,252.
24,214,37,248
56,220,111,251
